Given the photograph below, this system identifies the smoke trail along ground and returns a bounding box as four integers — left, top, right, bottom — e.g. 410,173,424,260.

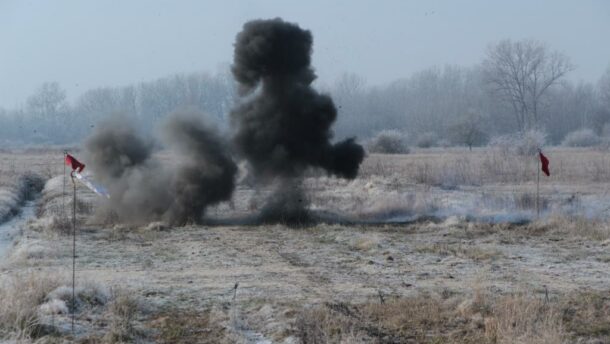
84,113,236,224
230,18,365,222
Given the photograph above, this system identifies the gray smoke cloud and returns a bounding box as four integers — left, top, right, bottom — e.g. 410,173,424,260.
84,112,237,225
230,18,365,223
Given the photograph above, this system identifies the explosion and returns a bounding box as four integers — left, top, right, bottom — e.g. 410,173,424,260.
85,18,363,225
230,18,365,223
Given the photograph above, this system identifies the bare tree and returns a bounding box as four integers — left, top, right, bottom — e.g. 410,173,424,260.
332,73,369,138
26,82,68,120
76,86,138,116
448,111,488,150
25,82,71,141
483,39,573,132
544,82,597,142
76,87,121,115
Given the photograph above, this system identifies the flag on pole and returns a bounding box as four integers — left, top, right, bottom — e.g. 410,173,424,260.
65,154,85,173
539,151,550,176
64,153,109,198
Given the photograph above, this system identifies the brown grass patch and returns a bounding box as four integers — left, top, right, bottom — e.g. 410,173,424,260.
0,273,62,340
561,291,610,340
486,295,564,344
102,289,140,343
296,297,482,343
415,243,504,261
150,310,227,344
294,289,610,344
547,216,610,241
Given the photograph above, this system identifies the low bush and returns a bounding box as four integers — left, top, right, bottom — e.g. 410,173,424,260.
562,128,601,147
415,132,439,148
489,129,547,156
367,130,409,154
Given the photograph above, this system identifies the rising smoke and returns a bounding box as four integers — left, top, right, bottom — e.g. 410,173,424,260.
84,18,363,225
230,18,365,222
84,112,237,225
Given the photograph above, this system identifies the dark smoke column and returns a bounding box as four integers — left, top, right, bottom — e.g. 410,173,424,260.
231,18,365,222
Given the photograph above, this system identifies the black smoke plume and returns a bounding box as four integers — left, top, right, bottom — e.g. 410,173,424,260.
84,112,237,225
231,18,365,222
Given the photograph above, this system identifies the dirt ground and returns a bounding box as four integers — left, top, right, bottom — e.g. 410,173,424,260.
1,148,609,343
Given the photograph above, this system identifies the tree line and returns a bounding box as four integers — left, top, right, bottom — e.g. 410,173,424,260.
0,71,235,146
1,39,609,148
332,39,610,147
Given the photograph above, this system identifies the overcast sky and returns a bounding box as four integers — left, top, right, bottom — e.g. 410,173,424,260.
1,0,609,108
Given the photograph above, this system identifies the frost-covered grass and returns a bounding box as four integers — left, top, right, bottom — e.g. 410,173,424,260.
0,188,21,222
0,149,58,222
0,149,61,187
7,147,610,234
361,147,610,185
0,272,62,340
0,174,45,223
0,272,143,343
2,147,610,342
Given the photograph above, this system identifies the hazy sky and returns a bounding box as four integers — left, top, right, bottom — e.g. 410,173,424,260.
1,0,609,108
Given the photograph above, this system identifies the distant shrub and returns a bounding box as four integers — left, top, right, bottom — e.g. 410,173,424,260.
437,139,452,148
488,134,513,155
516,129,547,155
562,128,601,147
489,129,547,156
448,114,488,150
367,130,409,154
416,132,439,148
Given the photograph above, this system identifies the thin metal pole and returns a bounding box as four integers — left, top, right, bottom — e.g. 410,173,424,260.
536,159,540,218
71,175,76,333
63,152,66,218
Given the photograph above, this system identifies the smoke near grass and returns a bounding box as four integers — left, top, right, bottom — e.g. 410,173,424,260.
257,179,310,224
85,18,363,225
230,18,365,223
163,114,237,223
84,112,236,225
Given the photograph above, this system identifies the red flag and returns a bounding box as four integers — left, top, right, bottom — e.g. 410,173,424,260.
65,154,85,173
539,152,550,176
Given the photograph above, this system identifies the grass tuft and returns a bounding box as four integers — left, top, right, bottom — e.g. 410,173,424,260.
0,273,62,340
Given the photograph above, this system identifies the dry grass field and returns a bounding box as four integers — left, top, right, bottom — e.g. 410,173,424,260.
0,147,609,343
